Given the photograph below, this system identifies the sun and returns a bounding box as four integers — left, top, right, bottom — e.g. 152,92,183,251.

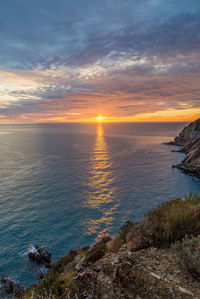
96,116,105,122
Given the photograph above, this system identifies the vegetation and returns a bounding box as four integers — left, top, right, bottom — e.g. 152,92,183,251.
146,193,200,246
119,220,134,241
25,247,89,299
109,193,200,252
84,236,110,264
50,250,77,274
172,235,200,279
108,220,134,252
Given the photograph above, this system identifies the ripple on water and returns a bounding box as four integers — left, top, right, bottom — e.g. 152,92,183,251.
0,122,200,286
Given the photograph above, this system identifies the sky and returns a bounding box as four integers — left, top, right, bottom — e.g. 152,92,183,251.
0,0,200,122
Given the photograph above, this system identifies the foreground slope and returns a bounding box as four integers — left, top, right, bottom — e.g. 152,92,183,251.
22,194,200,299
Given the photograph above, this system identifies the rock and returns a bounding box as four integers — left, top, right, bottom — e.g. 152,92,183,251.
173,138,200,177
179,286,194,296
24,237,200,298
35,266,48,282
179,138,200,154
168,119,200,178
169,118,200,146
27,246,52,268
1,277,24,296
73,247,200,298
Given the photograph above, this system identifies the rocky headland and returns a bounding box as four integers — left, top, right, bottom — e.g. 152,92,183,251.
168,118,200,146
3,194,200,298
169,118,200,178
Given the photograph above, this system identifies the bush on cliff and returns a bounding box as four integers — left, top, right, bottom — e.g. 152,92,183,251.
50,250,77,274
84,236,110,264
25,250,80,298
111,193,200,251
146,193,200,246
172,235,200,279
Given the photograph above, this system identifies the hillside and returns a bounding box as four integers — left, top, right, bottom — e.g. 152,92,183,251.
6,194,200,298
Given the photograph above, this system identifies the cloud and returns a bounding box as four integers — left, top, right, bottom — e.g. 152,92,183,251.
0,0,200,121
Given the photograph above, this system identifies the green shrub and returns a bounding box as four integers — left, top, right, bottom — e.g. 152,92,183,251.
172,235,200,279
146,193,200,246
51,250,77,274
120,220,133,242
35,271,75,298
84,236,110,264
109,221,134,252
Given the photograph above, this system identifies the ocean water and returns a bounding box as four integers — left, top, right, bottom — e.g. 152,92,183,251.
0,122,200,286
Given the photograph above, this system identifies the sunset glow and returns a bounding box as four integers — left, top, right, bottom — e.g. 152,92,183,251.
96,116,105,122
0,1,199,122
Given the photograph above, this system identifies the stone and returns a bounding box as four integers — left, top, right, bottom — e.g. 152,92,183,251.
27,245,52,268
168,118,200,146
1,277,24,296
168,119,200,178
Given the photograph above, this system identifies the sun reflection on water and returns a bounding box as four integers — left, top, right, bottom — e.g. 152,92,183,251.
83,123,119,239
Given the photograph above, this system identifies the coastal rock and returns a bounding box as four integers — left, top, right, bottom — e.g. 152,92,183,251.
1,277,24,296
27,246,52,268
178,138,200,154
175,139,200,177
169,118,200,145
168,119,200,178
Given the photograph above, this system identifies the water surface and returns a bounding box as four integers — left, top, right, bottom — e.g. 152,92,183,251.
0,122,200,285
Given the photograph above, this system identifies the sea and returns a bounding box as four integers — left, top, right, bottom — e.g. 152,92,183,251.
0,122,200,286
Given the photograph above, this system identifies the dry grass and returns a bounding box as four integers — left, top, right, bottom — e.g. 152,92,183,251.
146,193,200,246
172,235,200,279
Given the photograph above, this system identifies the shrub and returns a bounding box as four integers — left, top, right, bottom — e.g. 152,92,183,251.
31,271,75,298
120,220,134,242
109,221,135,252
51,250,77,274
84,236,110,264
146,193,200,246
172,235,200,279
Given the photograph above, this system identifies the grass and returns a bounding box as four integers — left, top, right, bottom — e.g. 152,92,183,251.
84,236,110,264
108,220,134,252
172,235,200,279
25,271,75,298
146,193,200,246
50,250,77,275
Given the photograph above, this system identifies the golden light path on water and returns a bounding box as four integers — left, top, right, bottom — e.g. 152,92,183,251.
83,123,119,239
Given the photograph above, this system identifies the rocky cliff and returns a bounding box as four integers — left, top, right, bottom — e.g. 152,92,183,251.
169,118,200,146
174,138,200,178
170,118,200,178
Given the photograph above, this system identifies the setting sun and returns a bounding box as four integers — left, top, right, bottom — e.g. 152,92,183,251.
96,116,105,122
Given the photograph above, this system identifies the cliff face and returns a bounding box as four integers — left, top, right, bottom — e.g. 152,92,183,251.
168,118,200,178
175,138,200,177
170,118,200,145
